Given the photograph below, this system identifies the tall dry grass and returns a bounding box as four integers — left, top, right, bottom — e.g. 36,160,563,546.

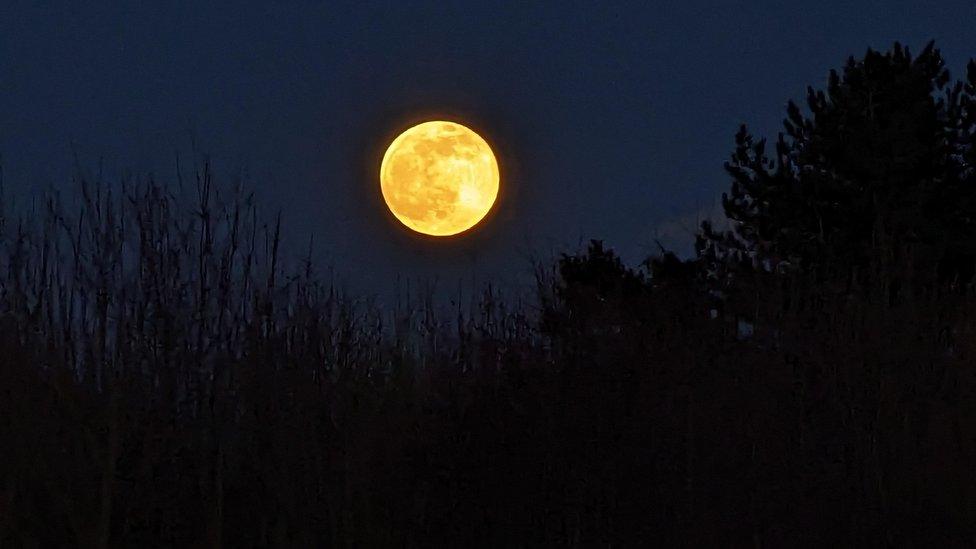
0,166,973,547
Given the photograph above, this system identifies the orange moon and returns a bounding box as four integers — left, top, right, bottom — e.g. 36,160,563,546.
380,120,500,236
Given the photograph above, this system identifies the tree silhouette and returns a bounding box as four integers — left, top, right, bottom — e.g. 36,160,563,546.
700,42,976,293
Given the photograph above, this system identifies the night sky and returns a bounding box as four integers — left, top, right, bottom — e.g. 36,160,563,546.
2,1,975,300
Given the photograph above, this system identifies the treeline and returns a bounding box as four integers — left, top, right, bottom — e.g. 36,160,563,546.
1,42,976,547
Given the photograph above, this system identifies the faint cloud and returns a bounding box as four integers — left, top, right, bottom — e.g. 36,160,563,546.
645,198,729,259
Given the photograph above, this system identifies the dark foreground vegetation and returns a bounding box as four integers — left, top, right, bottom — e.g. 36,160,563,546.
2,42,976,547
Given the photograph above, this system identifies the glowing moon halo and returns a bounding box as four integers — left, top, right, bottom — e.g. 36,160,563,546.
380,120,499,236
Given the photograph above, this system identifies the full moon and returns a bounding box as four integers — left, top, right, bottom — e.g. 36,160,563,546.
380,120,500,237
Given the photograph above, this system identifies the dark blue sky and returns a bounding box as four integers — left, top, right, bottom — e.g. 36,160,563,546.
2,1,975,299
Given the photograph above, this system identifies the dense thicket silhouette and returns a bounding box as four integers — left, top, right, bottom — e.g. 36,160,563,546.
1,42,975,548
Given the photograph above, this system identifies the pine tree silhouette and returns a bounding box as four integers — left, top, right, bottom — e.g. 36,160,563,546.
700,42,976,292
